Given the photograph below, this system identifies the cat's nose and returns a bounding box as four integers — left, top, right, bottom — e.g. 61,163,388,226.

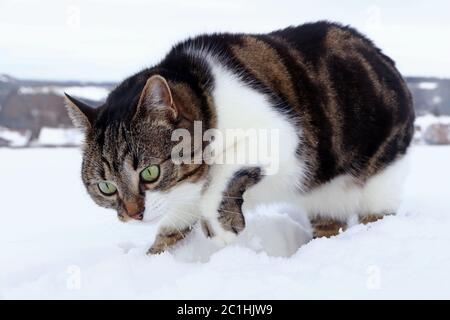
127,206,144,220
123,200,145,220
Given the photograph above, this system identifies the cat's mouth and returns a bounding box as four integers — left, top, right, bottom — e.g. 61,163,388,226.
117,212,145,223
118,211,163,224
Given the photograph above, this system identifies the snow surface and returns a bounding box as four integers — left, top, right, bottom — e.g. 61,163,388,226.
1,146,450,299
18,86,109,101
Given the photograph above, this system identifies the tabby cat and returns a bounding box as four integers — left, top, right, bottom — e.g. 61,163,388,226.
65,21,414,254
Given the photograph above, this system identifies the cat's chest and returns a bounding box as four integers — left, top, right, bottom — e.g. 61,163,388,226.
206,57,307,189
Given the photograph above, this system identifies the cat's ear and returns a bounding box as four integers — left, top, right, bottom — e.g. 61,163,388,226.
137,75,177,119
64,93,96,131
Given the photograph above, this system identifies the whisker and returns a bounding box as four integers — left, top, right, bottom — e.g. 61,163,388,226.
218,208,243,216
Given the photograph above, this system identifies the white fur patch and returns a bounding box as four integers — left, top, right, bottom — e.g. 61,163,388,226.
144,182,202,229
196,56,307,245
360,152,411,216
299,153,411,220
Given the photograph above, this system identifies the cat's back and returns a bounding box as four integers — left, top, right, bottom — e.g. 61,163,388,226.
174,22,414,187
211,22,410,184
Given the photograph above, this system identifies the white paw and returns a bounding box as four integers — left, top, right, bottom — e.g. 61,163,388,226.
211,228,238,247
204,217,239,247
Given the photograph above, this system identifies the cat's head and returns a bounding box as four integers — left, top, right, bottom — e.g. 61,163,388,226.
65,74,210,223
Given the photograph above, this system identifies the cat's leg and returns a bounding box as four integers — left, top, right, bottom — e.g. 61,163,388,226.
148,225,193,255
358,154,409,225
147,210,200,255
359,214,393,225
146,184,203,255
299,175,360,239
310,216,348,238
200,166,263,246
307,157,404,237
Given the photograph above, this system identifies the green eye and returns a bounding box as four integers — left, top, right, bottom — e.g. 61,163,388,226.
98,181,117,195
140,165,160,183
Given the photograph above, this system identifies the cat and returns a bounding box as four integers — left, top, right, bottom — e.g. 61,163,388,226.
65,21,414,254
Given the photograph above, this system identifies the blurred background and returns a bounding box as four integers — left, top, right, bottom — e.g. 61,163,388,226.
1,0,449,147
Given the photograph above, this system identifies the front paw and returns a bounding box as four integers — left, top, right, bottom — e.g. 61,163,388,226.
218,201,246,235
201,207,245,246
199,167,261,247
147,226,192,255
201,219,239,246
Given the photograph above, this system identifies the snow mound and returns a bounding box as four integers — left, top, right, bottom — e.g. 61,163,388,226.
173,204,312,263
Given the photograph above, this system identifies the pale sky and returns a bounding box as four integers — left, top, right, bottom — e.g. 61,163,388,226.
0,0,449,81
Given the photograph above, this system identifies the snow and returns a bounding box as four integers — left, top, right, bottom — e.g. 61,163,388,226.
415,114,450,131
417,82,439,90
0,127,31,147
37,127,83,146
1,146,450,299
18,86,109,101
